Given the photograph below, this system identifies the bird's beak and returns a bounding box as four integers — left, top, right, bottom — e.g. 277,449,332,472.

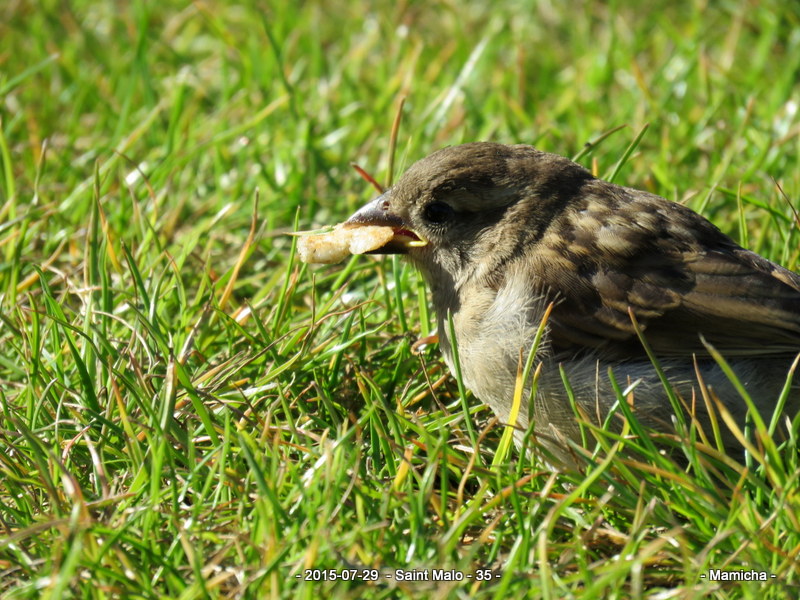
344,194,426,254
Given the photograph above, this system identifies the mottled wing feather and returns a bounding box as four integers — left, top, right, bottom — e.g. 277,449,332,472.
669,248,800,355
538,187,800,358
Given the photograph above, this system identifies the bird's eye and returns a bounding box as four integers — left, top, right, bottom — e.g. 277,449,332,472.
422,201,454,225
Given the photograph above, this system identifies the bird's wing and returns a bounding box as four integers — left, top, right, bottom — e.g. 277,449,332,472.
536,192,800,358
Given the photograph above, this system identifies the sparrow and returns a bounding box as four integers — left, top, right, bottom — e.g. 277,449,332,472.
343,142,800,465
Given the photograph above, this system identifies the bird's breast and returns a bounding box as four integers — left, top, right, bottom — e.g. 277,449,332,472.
435,269,555,426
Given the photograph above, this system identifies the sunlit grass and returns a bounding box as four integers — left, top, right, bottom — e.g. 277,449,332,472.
1,0,799,598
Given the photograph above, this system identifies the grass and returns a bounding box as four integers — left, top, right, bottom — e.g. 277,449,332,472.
1,0,799,598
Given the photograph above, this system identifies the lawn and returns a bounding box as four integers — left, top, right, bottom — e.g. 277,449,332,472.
1,1,799,598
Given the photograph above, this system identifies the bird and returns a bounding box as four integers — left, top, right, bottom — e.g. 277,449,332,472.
342,142,800,466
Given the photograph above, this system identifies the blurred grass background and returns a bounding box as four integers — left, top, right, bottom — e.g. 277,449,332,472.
1,0,799,598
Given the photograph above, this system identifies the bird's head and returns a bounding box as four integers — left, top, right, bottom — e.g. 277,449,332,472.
345,142,594,289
